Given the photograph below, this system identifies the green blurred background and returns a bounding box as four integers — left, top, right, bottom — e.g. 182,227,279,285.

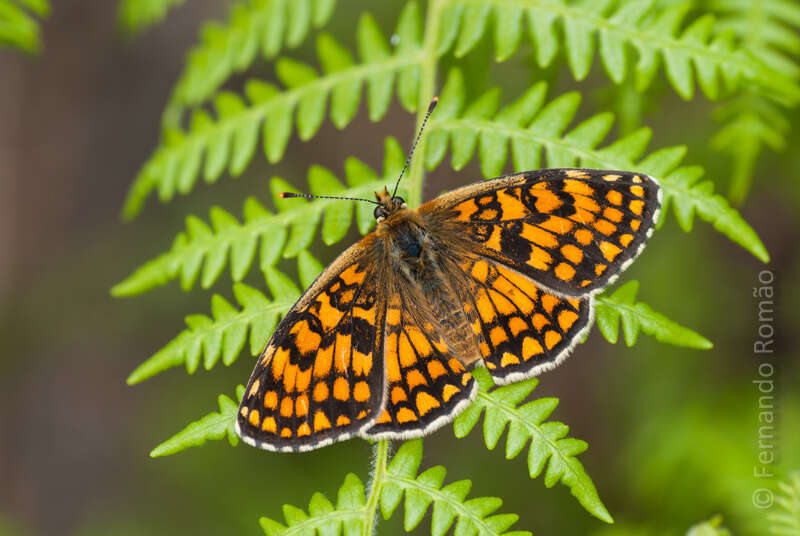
0,1,798,535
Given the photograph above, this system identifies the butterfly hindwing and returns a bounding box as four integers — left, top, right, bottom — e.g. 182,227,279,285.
237,242,385,452
424,168,661,297
362,294,476,440
458,256,593,383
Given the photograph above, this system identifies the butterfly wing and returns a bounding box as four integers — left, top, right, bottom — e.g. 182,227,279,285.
361,293,477,440
422,168,661,297
457,256,593,384
236,240,386,452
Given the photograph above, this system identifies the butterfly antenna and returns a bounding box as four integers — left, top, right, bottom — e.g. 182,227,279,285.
392,96,438,199
278,192,380,205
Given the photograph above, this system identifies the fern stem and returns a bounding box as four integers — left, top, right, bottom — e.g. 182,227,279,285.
362,440,390,536
406,0,446,207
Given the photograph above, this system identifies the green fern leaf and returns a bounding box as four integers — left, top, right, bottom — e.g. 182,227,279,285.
381,440,531,536
114,137,404,297
595,281,712,348
150,385,244,457
453,368,612,524
259,473,366,536
769,472,800,535
0,0,49,53
161,0,337,127
126,259,310,384
712,0,800,74
440,0,800,103
428,68,769,263
708,0,800,204
651,161,769,263
117,0,185,34
711,94,790,205
124,10,422,219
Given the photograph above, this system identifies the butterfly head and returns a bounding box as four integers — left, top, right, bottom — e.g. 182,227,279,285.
374,187,407,224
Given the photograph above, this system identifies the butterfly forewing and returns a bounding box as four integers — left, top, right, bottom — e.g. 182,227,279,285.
424,168,661,297
237,242,386,452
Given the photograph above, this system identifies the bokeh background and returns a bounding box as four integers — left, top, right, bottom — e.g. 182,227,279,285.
1,1,798,535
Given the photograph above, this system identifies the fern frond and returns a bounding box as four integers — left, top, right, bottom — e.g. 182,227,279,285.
379,440,531,536
115,138,404,297
117,0,185,34
150,385,244,457
453,367,612,523
259,439,530,536
770,472,800,535
127,254,323,384
439,0,800,102
428,68,769,263
161,0,337,126
258,440,531,536
708,0,800,204
711,0,800,75
0,0,49,53
259,473,367,536
596,281,712,349
123,9,424,219
711,93,791,204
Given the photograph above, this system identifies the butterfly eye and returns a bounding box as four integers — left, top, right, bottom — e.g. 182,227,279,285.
391,196,406,209
373,206,387,220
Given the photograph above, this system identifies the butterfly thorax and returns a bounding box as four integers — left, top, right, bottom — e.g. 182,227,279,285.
374,210,483,366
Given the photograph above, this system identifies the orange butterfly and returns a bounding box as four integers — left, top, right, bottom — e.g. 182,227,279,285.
236,99,661,452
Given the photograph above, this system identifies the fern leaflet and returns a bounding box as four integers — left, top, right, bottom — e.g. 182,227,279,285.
379,440,534,534
117,0,185,34
711,93,791,204
708,0,800,204
160,0,337,127
711,0,800,74
115,138,405,297
453,367,613,523
123,9,422,218
126,254,323,384
0,0,49,53
260,441,532,536
428,68,769,263
259,473,366,536
770,472,800,535
438,0,800,102
595,281,713,349
150,385,244,457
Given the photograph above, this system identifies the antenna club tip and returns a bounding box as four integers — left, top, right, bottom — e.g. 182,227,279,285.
278,192,291,198
428,97,439,111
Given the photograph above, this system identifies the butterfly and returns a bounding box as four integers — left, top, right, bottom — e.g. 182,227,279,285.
236,99,661,452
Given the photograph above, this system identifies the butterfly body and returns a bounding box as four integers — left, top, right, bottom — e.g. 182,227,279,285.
237,169,661,452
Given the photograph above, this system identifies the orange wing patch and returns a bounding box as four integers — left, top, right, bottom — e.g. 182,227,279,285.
237,251,385,452
444,169,661,297
362,296,476,440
